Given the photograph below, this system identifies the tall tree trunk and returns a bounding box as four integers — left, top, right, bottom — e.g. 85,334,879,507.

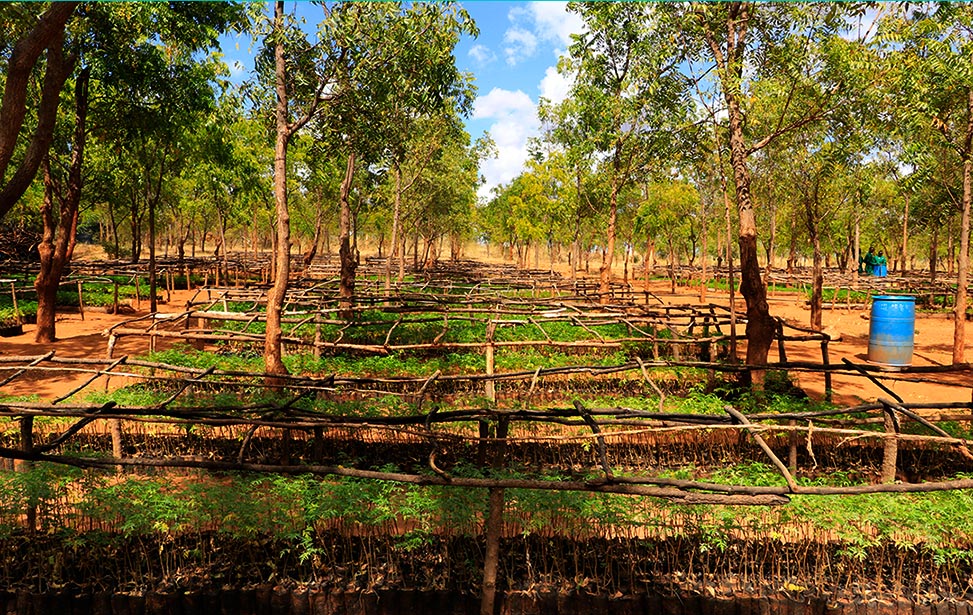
34,67,88,343
108,201,119,259
129,197,140,264
148,198,157,313
35,159,64,343
385,163,402,293
338,153,357,319
953,90,972,364
264,0,292,378
727,99,774,376
700,198,708,302
900,192,909,277
930,226,939,283
806,204,823,331
703,3,772,378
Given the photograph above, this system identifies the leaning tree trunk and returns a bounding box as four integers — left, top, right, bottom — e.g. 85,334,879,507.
338,153,357,320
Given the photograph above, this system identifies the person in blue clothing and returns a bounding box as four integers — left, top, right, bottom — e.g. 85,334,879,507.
875,250,888,277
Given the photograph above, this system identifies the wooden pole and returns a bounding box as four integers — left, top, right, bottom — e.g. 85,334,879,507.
9,282,20,325
77,280,84,321
881,403,899,484
480,317,503,615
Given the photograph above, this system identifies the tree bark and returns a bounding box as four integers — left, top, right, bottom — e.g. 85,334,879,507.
952,89,972,364
264,0,292,378
704,3,774,382
728,103,774,376
34,67,88,344
385,163,402,293
338,153,357,319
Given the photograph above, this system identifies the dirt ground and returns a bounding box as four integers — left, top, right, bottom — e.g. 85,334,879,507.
0,276,969,409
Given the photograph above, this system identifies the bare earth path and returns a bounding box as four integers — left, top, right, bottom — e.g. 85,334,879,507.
0,280,968,408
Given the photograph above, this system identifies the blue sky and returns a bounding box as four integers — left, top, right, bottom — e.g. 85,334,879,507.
220,2,584,199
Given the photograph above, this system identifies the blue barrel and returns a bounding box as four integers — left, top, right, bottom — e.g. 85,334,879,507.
867,295,916,367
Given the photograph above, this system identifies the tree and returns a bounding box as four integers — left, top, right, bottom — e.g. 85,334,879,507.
312,3,476,317
664,2,861,382
881,4,973,363
636,181,700,294
0,2,77,221
252,1,475,370
32,2,242,341
550,3,693,303
33,67,88,343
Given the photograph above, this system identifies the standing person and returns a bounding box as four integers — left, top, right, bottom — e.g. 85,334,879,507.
863,247,877,276
876,251,888,277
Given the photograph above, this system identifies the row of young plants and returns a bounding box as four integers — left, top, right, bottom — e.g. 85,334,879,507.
2,460,973,596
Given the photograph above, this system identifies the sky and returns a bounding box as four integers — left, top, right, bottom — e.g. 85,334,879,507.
454,3,583,198
219,2,584,201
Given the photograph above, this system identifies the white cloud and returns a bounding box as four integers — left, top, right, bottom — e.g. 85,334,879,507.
539,65,572,106
473,88,535,121
468,44,496,66
473,88,541,200
504,3,584,66
503,27,537,66
527,3,583,50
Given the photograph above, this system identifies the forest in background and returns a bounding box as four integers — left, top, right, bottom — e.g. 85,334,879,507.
1,2,972,369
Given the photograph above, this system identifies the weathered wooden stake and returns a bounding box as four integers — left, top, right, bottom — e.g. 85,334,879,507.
480,318,504,615
881,404,899,484
77,281,84,321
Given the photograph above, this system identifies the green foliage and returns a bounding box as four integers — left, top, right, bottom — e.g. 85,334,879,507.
0,463,84,535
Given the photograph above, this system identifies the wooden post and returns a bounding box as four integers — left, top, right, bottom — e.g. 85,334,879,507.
134,276,141,311
776,319,787,363
484,319,496,404
821,339,832,403
77,281,85,321
479,318,504,615
19,416,36,531
105,337,124,471
9,282,20,325
881,403,899,484
788,419,798,475
112,281,119,315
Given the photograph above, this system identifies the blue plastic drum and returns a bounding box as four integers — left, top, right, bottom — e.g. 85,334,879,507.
867,295,916,367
